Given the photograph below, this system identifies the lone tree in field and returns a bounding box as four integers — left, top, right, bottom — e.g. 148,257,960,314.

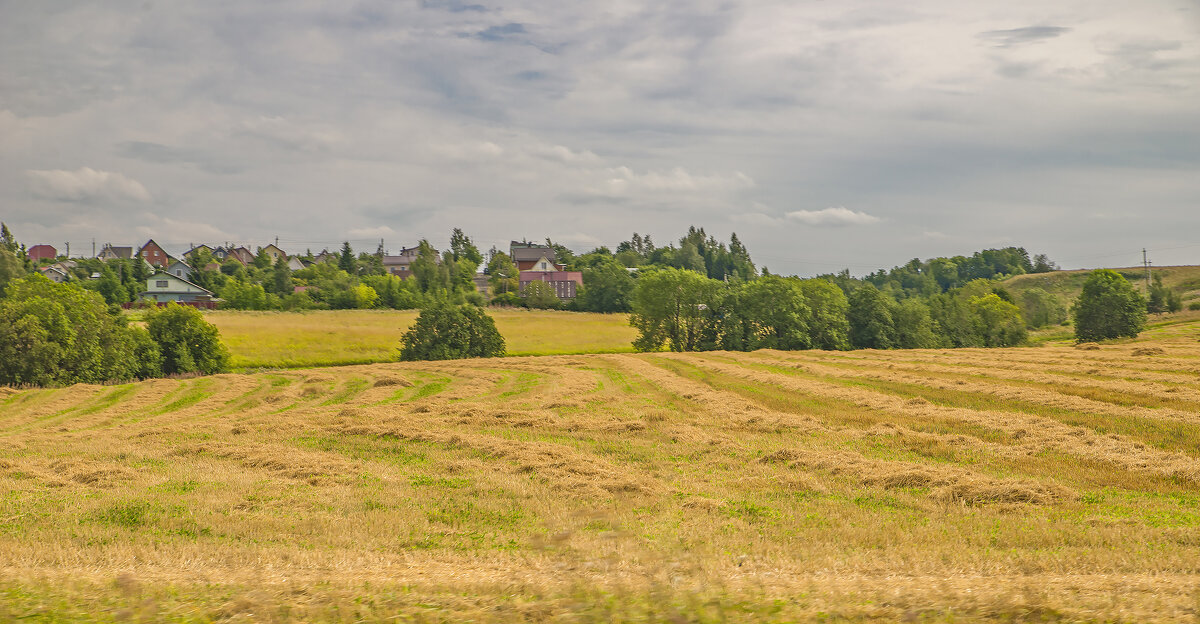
145,302,230,375
1072,269,1147,342
399,302,505,361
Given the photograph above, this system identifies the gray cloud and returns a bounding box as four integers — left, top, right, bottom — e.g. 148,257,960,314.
978,25,1070,48
1,1,1198,271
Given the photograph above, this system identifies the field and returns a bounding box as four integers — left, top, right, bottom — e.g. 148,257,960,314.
203,309,639,369
4,316,1200,621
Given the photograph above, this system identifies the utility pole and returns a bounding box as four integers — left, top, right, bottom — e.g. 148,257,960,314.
92,238,96,257
65,242,69,257
1143,248,1151,291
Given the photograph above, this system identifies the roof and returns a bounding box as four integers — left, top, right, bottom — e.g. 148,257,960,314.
146,271,213,295
100,245,133,259
510,245,556,263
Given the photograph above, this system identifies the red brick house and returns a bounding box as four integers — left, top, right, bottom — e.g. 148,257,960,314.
138,239,171,268
27,244,57,262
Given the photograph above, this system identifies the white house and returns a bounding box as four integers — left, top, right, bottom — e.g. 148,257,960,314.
165,259,192,280
140,272,216,304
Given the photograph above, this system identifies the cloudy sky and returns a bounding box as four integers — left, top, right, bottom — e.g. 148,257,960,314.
2,1,1198,275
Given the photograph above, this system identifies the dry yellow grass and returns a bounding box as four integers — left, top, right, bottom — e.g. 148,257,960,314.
204,308,639,368
4,323,1200,621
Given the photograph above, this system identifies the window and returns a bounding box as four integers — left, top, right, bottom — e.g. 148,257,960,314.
156,280,168,288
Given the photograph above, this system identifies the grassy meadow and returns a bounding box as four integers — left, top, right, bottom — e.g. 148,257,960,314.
204,308,639,369
4,318,1200,621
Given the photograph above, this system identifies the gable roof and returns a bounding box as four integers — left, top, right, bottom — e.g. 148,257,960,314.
99,244,133,259
145,270,213,295
510,244,557,263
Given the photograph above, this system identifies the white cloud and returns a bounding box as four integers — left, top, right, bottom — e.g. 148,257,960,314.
785,207,880,227
25,167,152,203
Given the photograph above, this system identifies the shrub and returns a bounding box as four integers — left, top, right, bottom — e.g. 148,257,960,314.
399,302,505,361
1072,269,1146,342
1190,301,1200,312
145,303,230,375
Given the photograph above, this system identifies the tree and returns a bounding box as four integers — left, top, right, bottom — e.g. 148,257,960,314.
338,242,356,274
893,298,940,349
0,276,145,385
271,255,292,295
630,268,724,352
0,247,25,297
847,284,896,349
0,223,18,254
968,293,1027,347
486,251,519,296
1147,274,1182,314
253,247,272,269
737,275,811,350
576,258,635,313
1019,288,1067,328
410,240,442,294
449,228,483,268
522,280,561,309
1072,269,1147,342
145,302,230,375
797,279,850,350
399,302,505,361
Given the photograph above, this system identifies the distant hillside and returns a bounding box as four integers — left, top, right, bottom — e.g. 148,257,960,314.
1001,265,1200,306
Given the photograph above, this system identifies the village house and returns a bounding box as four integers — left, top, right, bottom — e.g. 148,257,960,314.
510,240,582,299
165,259,192,280
140,271,216,306
38,265,69,283
261,243,287,263
382,246,423,279
97,243,133,261
510,241,564,272
314,249,338,264
27,244,57,262
138,239,171,268
287,256,306,271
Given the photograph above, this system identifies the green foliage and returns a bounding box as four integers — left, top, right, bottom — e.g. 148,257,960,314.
892,298,940,349
968,293,1027,347
1019,287,1068,328
489,291,521,307
399,303,505,361
219,280,276,310
797,279,850,350
630,268,724,352
575,258,635,313
848,284,896,349
0,247,27,297
486,252,519,296
0,222,17,253
1072,269,1147,341
735,275,811,350
1147,274,1182,314
0,276,146,386
145,303,230,375
338,242,356,274
270,255,292,295
522,280,561,309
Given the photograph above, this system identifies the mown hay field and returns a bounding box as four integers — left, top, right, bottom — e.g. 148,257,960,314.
4,323,1200,621
203,308,639,368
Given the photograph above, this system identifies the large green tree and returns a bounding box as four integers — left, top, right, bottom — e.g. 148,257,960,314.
737,275,811,350
1072,269,1147,341
0,276,149,385
630,268,724,352
847,284,896,349
576,258,634,313
399,302,505,361
486,251,520,296
145,302,230,375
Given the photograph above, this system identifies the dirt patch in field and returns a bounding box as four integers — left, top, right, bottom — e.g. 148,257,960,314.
1131,347,1165,356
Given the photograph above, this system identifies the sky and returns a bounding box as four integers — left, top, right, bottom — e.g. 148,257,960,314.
2,0,1198,276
